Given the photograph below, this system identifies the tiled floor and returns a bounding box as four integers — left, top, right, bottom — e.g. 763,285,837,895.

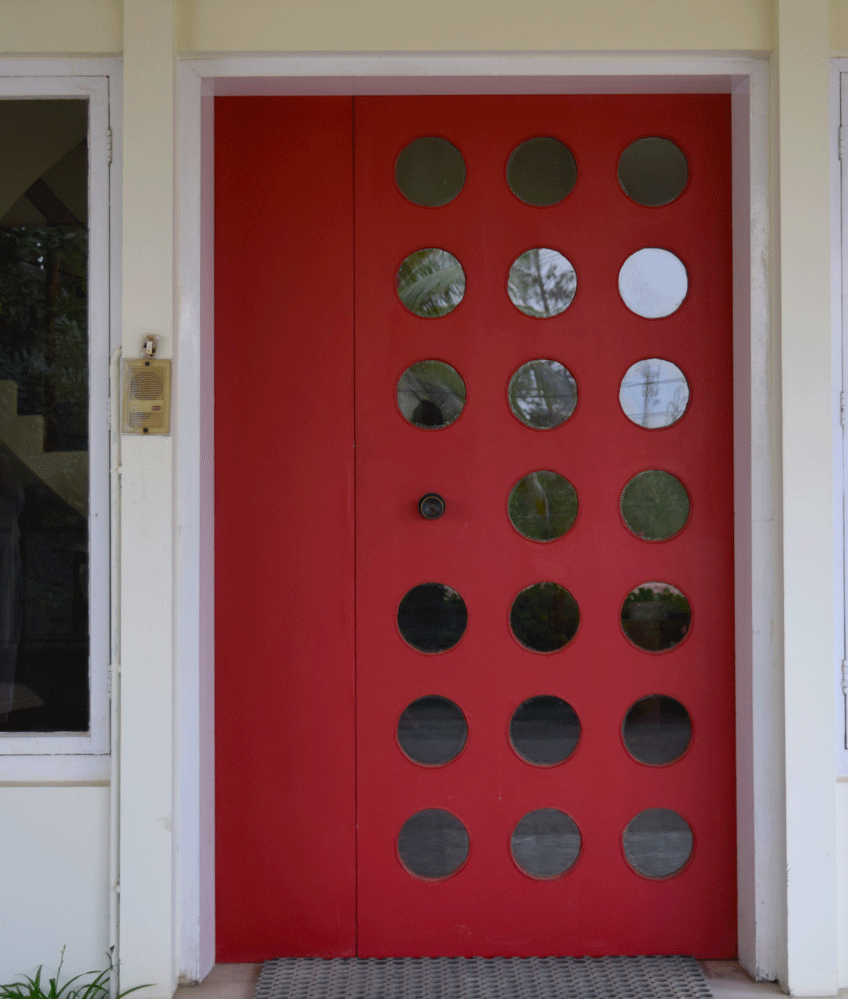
173,960,796,999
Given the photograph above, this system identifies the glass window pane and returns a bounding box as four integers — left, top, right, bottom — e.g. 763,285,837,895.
508,359,577,429
396,248,465,318
621,582,691,653
508,248,576,318
395,137,465,207
508,470,578,542
0,99,89,732
507,138,577,207
510,808,581,879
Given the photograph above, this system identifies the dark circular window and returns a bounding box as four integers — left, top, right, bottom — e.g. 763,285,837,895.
510,582,579,653
398,695,467,766
510,809,581,879
509,695,580,766
622,695,691,766
620,582,691,653
397,583,468,653
397,808,469,880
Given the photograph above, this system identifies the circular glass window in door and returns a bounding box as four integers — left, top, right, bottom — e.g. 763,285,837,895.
509,695,581,766
508,359,578,430
510,582,580,653
506,137,577,207
510,808,581,879
397,695,468,766
622,808,693,879
508,470,578,542
620,582,691,653
619,358,689,429
618,248,688,319
396,248,466,317
622,695,692,766
507,248,576,318
618,137,689,207
397,360,466,429
397,808,470,880
395,137,466,207
397,583,468,653
620,470,690,541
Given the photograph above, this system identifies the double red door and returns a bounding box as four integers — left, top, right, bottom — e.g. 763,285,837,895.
215,94,735,961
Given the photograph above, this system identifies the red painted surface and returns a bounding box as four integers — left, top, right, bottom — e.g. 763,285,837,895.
216,94,735,959
354,95,735,957
215,96,357,960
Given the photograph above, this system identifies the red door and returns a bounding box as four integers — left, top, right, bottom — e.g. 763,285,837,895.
215,94,735,961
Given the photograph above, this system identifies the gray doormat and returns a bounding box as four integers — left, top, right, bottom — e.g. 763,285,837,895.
255,954,713,999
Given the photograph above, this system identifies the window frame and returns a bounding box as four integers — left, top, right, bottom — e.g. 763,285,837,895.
0,70,115,776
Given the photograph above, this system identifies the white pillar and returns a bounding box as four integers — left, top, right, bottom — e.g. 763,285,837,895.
119,2,176,994
777,0,839,993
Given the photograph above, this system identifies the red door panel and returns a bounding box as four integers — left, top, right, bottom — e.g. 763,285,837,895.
354,95,734,957
215,94,735,960
215,96,357,960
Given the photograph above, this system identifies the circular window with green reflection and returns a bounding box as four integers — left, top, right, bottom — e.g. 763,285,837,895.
396,248,465,318
397,360,466,429
620,470,690,541
508,470,578,542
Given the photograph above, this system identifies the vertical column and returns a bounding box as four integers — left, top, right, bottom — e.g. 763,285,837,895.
119,1,176,994
777,0,838,993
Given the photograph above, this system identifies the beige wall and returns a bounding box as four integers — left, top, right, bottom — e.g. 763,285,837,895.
176,0,773,53
1,0,776,56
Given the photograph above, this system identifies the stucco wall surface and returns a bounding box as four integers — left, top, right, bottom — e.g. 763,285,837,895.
175,0,773,53
0,786,110,982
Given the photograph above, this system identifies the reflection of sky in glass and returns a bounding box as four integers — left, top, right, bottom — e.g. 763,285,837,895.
619,358,688,428
618,247,688,319
508,248,576,318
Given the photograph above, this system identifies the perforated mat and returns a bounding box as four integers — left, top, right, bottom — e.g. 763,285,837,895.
255,954,713,999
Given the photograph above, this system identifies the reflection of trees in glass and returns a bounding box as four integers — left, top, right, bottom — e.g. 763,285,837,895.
510,582,579,653
619,359,688,429
396,248,465,318
397,360,466,428
621,582,691,651
508,248,576,318
0,226,88,451
397,583,468,653
508,359,577,429
620,470,690,540
509,470,578,542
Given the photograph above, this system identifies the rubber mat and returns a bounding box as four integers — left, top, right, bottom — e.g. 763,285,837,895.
255,954,714,999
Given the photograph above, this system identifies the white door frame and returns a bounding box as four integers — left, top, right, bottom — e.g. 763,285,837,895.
175,53,777,983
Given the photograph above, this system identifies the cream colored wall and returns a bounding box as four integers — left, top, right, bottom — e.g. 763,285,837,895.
0,787,110,981
832,0,848,51
176,0,773,53
2,1,121,54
